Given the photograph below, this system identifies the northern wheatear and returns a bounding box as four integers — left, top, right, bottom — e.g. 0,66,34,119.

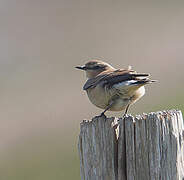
76,60,156,117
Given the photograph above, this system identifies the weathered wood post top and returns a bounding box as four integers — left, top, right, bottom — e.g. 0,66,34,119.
78,110,184,180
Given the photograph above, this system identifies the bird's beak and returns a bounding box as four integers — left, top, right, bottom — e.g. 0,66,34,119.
75,65,86,70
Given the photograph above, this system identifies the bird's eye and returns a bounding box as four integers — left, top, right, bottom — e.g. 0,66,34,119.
94,65,101,69
93,65,106,70
87,65,105,70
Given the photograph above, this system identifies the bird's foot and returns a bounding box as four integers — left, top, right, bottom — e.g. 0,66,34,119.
95,112,107,119
100,112,106,118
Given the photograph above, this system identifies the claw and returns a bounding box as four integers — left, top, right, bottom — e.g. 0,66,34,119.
95,112,107,119
100,112,106,118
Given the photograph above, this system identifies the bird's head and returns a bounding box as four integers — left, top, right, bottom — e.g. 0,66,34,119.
76,60,115,78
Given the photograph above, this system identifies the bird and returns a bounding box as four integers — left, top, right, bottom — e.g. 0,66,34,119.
76,59,156,117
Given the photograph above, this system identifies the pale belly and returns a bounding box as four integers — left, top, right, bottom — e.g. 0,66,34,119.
109,98,129,111
86,85,110,109
86,85,145,112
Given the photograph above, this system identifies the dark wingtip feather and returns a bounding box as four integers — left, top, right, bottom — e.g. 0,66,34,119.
131,79,157,85
133,73,150,77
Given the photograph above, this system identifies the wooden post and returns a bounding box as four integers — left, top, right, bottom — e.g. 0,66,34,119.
78,110,184,180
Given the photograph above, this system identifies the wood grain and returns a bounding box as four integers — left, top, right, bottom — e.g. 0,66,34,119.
78,110,184,180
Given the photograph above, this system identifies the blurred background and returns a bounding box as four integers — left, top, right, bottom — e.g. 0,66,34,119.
0,0,184,179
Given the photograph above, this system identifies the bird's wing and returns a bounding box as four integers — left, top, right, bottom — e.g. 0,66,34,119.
83,71,112,90
83,69,152,90
103,69,150,87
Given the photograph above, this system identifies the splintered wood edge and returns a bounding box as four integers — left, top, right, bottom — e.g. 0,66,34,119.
79,109,182,138
79,116,120,136
122,109,182,122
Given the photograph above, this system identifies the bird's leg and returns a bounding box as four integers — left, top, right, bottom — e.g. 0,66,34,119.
100,101,114,117
123,104,130,118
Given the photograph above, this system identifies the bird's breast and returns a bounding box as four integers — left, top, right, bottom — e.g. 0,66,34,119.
86,84,114,109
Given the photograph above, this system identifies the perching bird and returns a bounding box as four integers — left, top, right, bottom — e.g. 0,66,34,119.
76,60,156,117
